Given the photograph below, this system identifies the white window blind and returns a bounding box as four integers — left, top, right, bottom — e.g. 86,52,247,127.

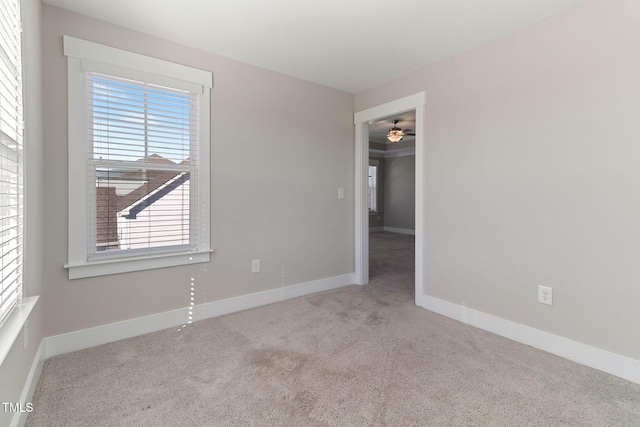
368,164,378,212
87,72,199,260
0,0,23,325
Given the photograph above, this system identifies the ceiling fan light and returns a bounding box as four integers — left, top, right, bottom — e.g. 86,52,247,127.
386,119,405,143
387,128,404,143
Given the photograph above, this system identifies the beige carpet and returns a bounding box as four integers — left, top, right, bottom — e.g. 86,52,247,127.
28,232,640,426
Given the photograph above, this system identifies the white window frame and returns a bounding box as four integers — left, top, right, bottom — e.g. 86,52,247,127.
368,159,379,213
63,36,212,279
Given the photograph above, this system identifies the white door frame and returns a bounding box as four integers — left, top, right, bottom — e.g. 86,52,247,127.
354,92,426,306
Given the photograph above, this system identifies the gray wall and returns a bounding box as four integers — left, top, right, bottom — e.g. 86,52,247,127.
356,0,640,361
41,5,355,336
0,0,44,425
383,155,415,231
369,212,384,228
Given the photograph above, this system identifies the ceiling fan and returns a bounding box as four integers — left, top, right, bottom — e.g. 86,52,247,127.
387,119,415,143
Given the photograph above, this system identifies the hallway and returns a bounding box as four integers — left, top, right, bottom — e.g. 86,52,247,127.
368,231,415,303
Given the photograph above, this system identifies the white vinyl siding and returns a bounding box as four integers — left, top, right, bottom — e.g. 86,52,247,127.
117,179,191,251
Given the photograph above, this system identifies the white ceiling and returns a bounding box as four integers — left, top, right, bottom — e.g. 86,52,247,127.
43,0,592,93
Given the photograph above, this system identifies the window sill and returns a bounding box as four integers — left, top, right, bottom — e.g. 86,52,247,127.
0,296,38,366
64,250,213,279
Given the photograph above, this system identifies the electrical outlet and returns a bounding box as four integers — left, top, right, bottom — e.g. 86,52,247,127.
538,286,553,305
251,259,261,273
337,188,344,199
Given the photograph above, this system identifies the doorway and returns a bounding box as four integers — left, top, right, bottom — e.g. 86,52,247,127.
354,92,426,306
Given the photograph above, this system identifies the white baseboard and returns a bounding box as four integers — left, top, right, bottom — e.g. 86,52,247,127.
383,226,415,235
45,273,355,358
11,339,46,427
369,227,384,232
419,295,640,386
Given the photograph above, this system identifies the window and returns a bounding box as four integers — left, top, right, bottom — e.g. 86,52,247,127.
64,36,212,279
0,0,23,325
90,74,195,256
368,160,379,212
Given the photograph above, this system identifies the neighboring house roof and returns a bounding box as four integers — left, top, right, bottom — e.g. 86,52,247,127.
114,154,190,212
121,172,190,220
